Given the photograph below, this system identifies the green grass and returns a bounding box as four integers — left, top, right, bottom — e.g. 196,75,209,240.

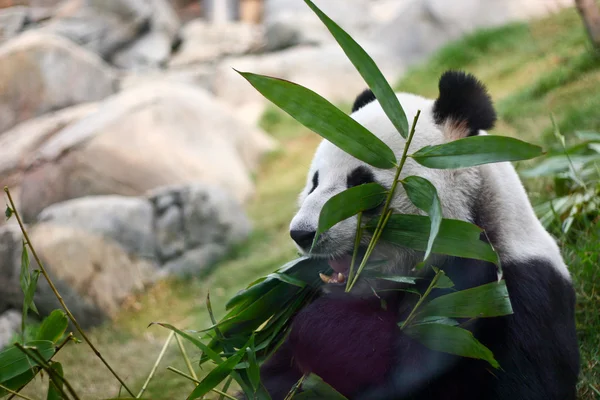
19,6,599,399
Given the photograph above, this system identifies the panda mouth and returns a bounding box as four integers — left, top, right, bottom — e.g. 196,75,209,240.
319,254,352,285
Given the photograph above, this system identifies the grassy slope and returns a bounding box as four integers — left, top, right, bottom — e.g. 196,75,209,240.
23,7,598,399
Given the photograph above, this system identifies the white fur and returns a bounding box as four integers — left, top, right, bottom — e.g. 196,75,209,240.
290,92,571,281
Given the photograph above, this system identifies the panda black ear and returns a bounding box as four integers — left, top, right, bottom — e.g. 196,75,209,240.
352,88,377,113
433,71,497,137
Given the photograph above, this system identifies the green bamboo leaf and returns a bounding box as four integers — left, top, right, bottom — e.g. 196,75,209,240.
238,71,396,169
294,374,348,400
411,316,459,326
0,340,55,382
246,336,260,392
405,323,500,369
265,273,307,288
24,270,40,315
46,362,64,400
154,323,223,365
314,183,387,245
431,267,454,289
19,241,30,295
4,205,12,220
411,136,543,169
0,368,37,397
305,0,408,138
368,215,499,265
187,342,248,400
226,257,325,311
36,310,68,344
402,176,442,261
418,281,513,319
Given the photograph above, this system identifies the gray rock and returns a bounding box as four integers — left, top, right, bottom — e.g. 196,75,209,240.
213,43,403,124
37,196,155,260
0,31,116,133
0,310,21,349
160,243,226,277
112,0,181,69
168,20,263,67
180,184,250,248
28,223,157,327
0,225,23,313
18,83,275,221
40,0,152,59
149,183,251,276
263,0,372,50
119,65,214,91
0,6,27,43
154,204,185,261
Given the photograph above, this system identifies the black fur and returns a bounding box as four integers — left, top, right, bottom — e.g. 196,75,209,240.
347,166,375,188
352,89,377,113
309,171,319,194
256,257,579,400
433,71,497,136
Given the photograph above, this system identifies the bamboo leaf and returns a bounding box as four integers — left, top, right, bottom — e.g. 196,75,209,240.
405,323,500,369
411,136,543,169
0,340,55,382
238,71,397,169
431,267,454,289
24,270,40,315
294,374,348,400
187,342,248,400
418,281,513,319
401,176,442,261
246,336,260,392
154,323,223,365
4,205,12,220
314,183,387,245
36,310,68,344
0,369,37,397
46,362,64,400
305,0,408,138
368,215,499,265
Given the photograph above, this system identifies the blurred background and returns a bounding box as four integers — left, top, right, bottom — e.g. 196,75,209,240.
0,0,598,398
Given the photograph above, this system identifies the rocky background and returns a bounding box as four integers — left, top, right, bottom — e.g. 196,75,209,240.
0,0,570,347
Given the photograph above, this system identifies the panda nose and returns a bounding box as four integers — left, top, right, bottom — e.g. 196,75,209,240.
290,229,316,249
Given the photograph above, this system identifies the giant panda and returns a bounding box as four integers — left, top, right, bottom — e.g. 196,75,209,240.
256,71,580,400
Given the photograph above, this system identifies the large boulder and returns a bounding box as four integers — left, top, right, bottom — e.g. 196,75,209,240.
213,43,403,124
39,0,152,60
371,0,572,66
0,222,156,327
0,31,116,133
37,196,155,261
149,184,251,276
28,224,157,326
263,0,372,51
0,6,27,43
0,310,20,349
0,103,98,188
112,0,181,70
168,20,263,68
17,83,275,221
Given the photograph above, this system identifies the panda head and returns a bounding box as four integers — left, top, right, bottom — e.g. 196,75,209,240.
289,71,497,292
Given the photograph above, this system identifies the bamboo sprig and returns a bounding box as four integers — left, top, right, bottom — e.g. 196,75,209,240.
0,383,36,400
175,334,198,383
346,110,422,292
137,331,175,398
166,367,238,400
14,343,79,400
4,187,136,398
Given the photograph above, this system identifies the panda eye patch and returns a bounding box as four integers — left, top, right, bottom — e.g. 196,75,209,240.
309,171,319,194
346,166,375,188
